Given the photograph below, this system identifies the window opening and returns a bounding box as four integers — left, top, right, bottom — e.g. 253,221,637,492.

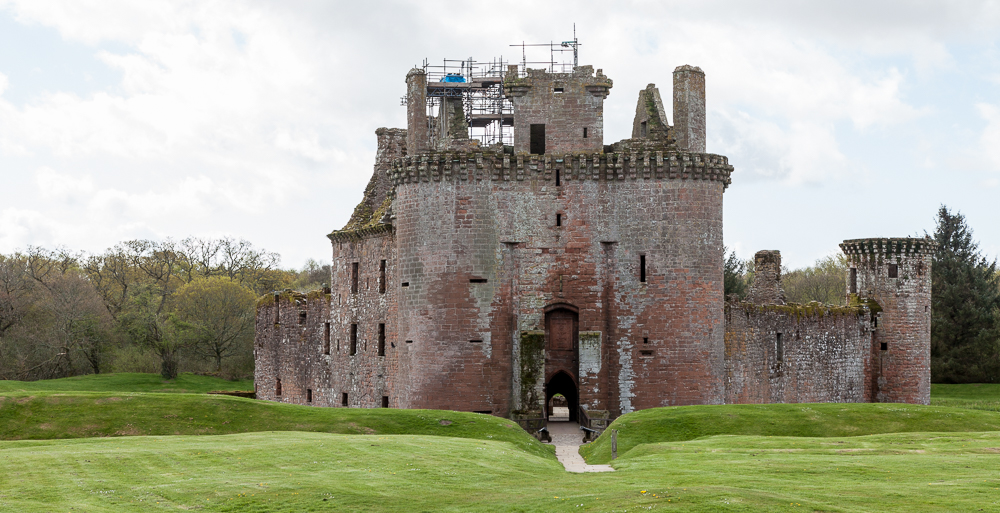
379,260,386,293
640,350,654,357
583,127,588,138
554,87,564,93
555,213,562,227
640,254,646,283
350,324,358,356
881,341,888,351
341,393,348,407
405,339,413,344
351,262,359,294
555,169,561,186
850,268,858,294
530,124,546,155
382,396,389,408
470,278,488,283
470,339,483,343
298,311,306,325
640,121,647,138
888,263,898,278
323,322,331,355
377,323,386,356
642,337,649,344
275,378,282,396
401,281,409,288
307,389,312,403
776,332,783,362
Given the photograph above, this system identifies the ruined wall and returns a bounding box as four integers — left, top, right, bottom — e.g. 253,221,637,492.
841,238,935,405
631,84,670,140
724,302,872,404
342,128,406,231
254,291,332,405
390,149,732,416
504,65,612,154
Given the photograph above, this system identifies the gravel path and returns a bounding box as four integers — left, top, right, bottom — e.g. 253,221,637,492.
545,421,615,473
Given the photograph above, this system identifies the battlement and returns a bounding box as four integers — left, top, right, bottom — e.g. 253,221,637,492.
840,237,937,257
388,149,733,187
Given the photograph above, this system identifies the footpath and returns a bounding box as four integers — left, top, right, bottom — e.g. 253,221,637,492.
544,421,614,473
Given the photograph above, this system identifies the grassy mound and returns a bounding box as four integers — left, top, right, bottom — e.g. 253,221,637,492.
0,372,253,394
580,402,1000,463
3,430,1000,511
0,392,552,459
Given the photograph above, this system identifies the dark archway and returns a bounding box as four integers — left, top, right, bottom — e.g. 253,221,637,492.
545,370,579,422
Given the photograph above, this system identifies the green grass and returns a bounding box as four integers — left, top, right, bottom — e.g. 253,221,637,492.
0,391,552,459
2,430,1000,511
0,372,253,394
580,402,1000,464
932,383,1000,412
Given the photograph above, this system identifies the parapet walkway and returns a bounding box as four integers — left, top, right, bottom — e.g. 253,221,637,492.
545,421,614,473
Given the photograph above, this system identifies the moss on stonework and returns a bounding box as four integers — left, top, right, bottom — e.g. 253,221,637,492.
738,301,864,321
519,331,545,413
255,289,329,311
848,293,882,322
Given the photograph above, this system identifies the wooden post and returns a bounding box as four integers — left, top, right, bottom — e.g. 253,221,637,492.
611,429,618,460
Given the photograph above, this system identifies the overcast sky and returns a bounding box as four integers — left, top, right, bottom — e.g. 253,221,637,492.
1,1,999,269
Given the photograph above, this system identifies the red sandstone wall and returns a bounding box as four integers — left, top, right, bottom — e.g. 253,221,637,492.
841,238,934,405
254,292,331,405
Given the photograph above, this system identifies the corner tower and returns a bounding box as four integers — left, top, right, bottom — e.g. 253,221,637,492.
840,237,936,404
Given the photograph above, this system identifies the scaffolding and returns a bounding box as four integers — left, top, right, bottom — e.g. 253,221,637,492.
403,29,582,147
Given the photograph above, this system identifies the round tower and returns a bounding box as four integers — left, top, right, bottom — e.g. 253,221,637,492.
839,237,936,405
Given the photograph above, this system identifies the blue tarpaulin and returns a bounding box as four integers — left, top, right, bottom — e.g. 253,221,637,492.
441,74,466,83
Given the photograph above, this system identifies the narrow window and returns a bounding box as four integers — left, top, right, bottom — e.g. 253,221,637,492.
381,396,390,408
401,281,409,288
307,389,313,403
642,337,649,344
470,278,488,283
351,262,359,294
583,127,588,138
640,350,654,358
323,322,331,355
298,311,306,325
850,268,858,294
341,393,348,407
555,213,562,227
470,339,483,343
640,121,648,138
555,169,561,186
776,333,783,362
275,378,282,396
377,323,386,356
350,324,358,356
640,254,647,283
554,87,564,93
530,124,546,155
881,341,888,351
405,340,413,344
888,263,898,278
379,260,387,294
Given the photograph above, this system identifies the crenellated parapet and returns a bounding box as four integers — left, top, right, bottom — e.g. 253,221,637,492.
839,237,937,258
388,150,733,188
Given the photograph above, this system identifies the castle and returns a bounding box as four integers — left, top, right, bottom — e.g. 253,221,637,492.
254,55,934,425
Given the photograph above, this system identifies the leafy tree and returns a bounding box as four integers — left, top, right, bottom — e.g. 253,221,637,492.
171,277,256,372
116,285,193,380
931,205,1000,383
724,247,749,299
782,255,848,305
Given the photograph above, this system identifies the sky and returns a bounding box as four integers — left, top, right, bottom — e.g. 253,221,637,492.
1,0,999,270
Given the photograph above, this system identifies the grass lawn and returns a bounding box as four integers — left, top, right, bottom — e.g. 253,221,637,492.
0,372,253,394
2,430,999,511
3,375,1000,511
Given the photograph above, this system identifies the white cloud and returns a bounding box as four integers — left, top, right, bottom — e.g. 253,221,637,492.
977,103,1000,170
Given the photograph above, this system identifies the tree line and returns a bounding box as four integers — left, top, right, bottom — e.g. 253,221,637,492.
725,205,1000,383
0,238,330,381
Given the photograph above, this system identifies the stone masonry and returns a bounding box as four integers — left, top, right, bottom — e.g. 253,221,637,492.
254,55,934,422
